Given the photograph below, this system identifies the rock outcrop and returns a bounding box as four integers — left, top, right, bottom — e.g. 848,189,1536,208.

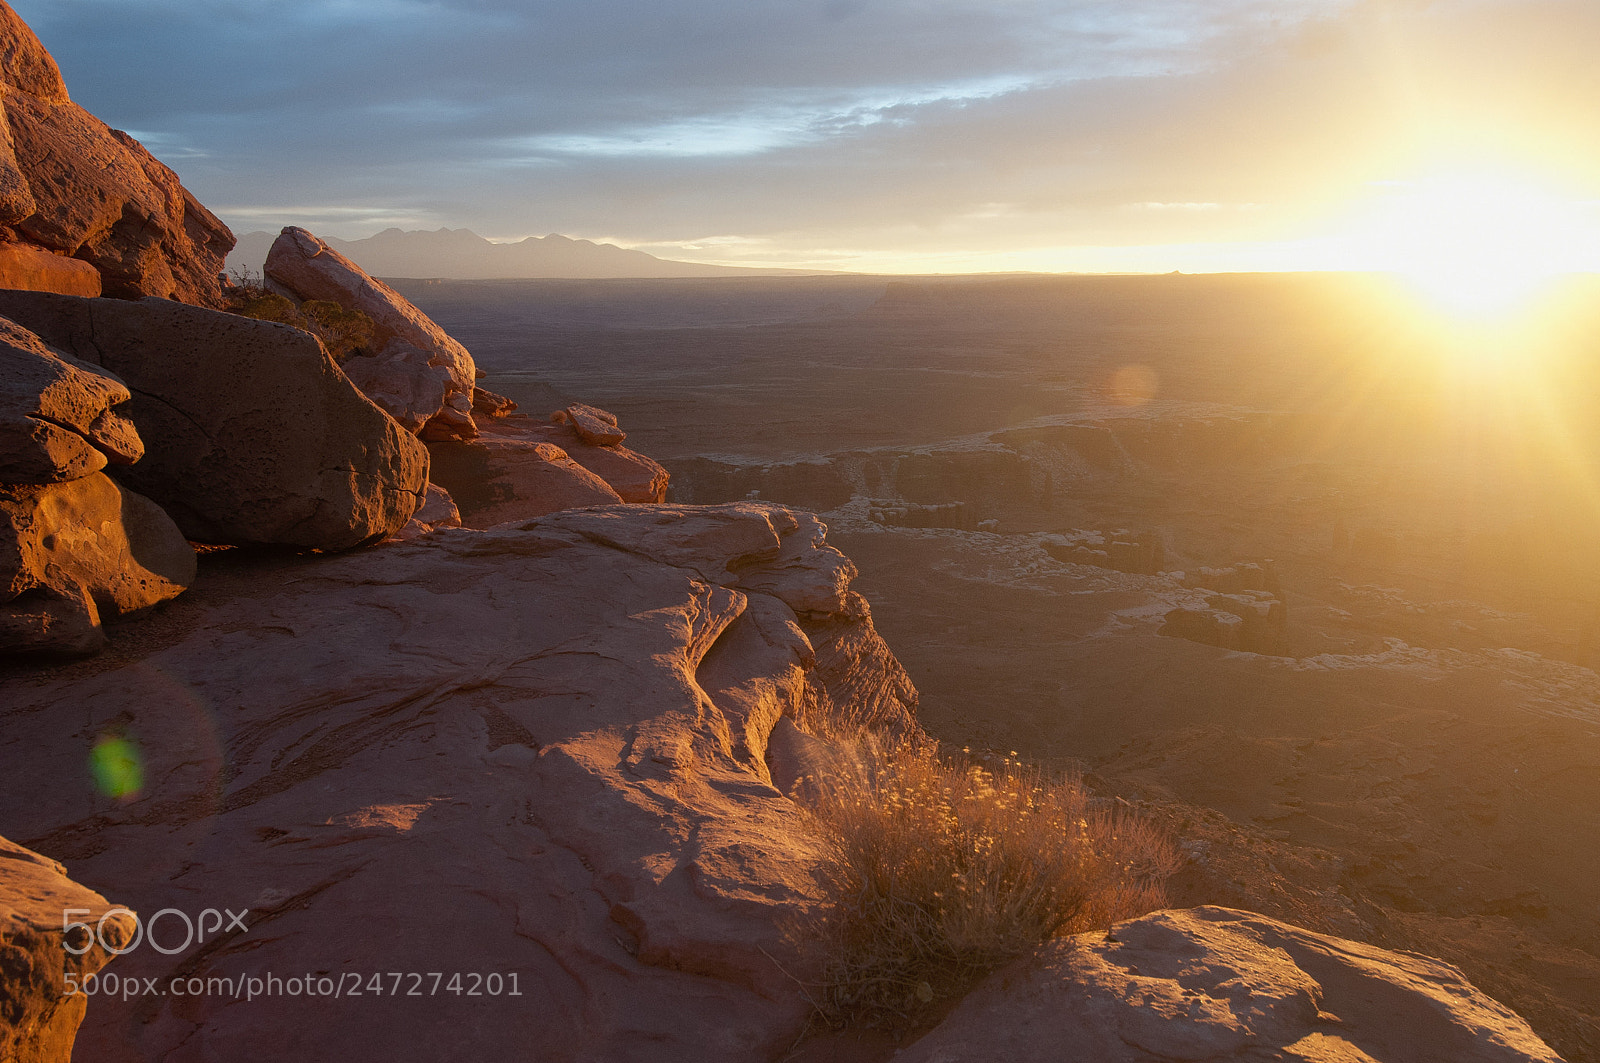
0,2,232,304
1,472,194,655
0,290,428,549
426,414,669,527
1044,528,1166,575
896,906,1563,1063
0,315,140,483
0,309,191,655
1161,589,1289,656
265,226,477,441
0,835,137,1063
0,503,917,1062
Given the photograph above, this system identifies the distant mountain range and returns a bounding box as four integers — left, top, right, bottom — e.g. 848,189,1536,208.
225,228,828,280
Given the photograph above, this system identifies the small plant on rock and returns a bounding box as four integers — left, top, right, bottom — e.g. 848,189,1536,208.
221,279,378,365
798,738,1177,1032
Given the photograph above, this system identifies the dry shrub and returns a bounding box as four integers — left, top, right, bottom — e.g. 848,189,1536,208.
800,738,1178,1030
221,275,376,364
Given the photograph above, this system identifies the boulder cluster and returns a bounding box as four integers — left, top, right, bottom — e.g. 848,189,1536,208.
0,6,668,657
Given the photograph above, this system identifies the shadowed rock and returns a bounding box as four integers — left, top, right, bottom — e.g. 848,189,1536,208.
1,473,193,655
0,290,428,549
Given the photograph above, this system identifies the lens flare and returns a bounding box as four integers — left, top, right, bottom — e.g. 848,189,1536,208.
91,734,144,800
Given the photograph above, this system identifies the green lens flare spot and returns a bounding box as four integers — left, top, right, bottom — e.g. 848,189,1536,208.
91,736,144,799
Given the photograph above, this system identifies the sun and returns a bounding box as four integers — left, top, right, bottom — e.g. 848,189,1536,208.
1353,172,1600,319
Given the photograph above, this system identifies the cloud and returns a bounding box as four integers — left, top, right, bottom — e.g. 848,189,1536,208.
10,0,1600,266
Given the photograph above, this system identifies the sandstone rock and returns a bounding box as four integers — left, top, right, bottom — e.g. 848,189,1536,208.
1160,605,1244,651
427,417,677,526
471,386,517,418
446,439,620,526
896,906,1562,1063
869,500,972,530
463,416,667,503
265,227,475,439
0,241,100,296
0,290,427,549
0,835,137,1063
339,342,452,435
414,482,461,528
388,482,461,540
0,575,102,656
667,456,851,513
0,314,140,483
564,402,626,446
0,503,918,1062
1,472,193,632
0,5,232,304
1180,560,1282,595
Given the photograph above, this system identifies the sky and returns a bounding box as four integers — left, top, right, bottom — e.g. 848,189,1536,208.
12,0,1600,273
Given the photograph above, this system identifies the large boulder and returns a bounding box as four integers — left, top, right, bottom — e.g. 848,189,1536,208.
0,3,232,305
0,315,140,483
0,503,919,1062
432,437,623,527
265,227,476,440
0,835,137,1063
1,472,194,655
427,415,669,524
0,290,428,549
896,906,1562,1063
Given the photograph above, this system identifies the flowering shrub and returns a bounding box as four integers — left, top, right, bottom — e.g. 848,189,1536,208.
800,738,1177,1030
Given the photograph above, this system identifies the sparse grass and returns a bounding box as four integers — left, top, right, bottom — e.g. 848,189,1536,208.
798,737,1178,1032
221,270,376,364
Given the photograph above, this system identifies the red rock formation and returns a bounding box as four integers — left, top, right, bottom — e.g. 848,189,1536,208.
265,226,478,440
0,2,232,304
1,472,194,655
0,290,429,550
895,906,1563,1062
0,836,137,1063
0,502,918,1062
443,414,667,502
0,315,140,483
0,309,192,655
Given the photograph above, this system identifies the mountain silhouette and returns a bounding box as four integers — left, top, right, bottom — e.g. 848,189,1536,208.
227,228,828,279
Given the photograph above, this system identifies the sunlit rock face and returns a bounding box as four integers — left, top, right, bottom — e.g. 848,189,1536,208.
0,290,428,549
0,309,192,656
0,503,918,1062
265,226,479,441
426,413,670,528
0,314,140,484
1,472,194,656
897,906,1564,1063
0,2,232,305
0,836,137,1063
